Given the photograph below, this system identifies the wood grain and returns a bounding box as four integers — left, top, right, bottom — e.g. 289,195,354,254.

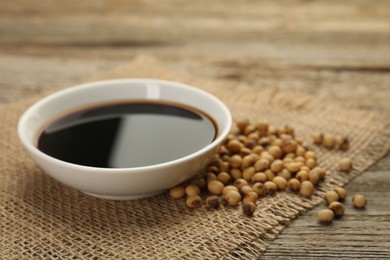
0,0,389,258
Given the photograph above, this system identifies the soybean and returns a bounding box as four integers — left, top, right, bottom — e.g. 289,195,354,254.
325,190,339,204
217,171,231,185
352,194,367,208
236,119,250,132
242,155,256,168
227,139,242,153
296,170,309,182
329,201,345,217
264,181,277,195
256,122,269,134
288,178,301,192
286,162,302,173
270,159,284,173
323,134,335,149
317,209,334,223
334,187,347,200
230,154,242,168
186,195,202,208
308,171,320,185
208,180,225,195
225,190,242,206
234,178,248,190
268,145,282,159
273,176,287,190
185,184,200,196
339,158,353,172
252,172,268,183
252,182,265,196
254,158,270,172
242,202,256,216
240,185,253,195
313,133,323,145
205,196,220,210
230,168,242,180
277,169,292,181
300,181,314,197
222,185,238,197
243,191,258,204
242,167,256,181
191,177,206,190
169,185,186,199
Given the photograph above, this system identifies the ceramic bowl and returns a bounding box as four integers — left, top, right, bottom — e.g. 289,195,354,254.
18,79,232,200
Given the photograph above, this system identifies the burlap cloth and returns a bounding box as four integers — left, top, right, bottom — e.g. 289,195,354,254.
1,56,389,259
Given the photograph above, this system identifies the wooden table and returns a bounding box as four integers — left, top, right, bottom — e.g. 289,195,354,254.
1,0,389,258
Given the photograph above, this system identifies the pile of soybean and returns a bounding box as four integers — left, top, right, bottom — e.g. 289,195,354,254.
169,120,366,220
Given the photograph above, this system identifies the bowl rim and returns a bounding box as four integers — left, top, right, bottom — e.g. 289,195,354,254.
17,78,232,174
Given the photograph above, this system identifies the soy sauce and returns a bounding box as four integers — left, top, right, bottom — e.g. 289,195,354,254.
37,101,217,168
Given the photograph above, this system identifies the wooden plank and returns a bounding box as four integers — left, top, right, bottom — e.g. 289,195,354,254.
1,54,389,112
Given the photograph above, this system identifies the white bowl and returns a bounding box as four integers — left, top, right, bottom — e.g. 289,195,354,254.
18,79,232,200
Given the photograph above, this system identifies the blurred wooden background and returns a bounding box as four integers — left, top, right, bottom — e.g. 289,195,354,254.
1,0,389,258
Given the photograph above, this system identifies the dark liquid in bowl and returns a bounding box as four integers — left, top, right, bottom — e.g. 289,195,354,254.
37,101,217,168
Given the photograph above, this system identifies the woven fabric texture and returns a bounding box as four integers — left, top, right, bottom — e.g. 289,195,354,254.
1,56,389,259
